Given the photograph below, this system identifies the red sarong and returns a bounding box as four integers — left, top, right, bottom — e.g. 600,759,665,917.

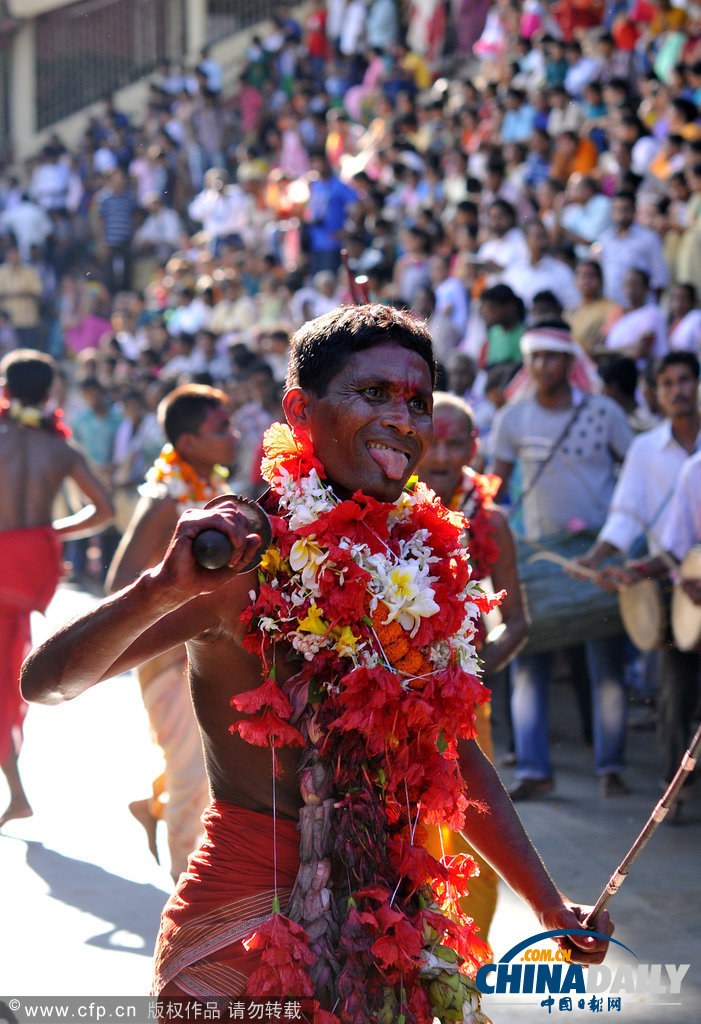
153,801,300,1003
0,525,62,763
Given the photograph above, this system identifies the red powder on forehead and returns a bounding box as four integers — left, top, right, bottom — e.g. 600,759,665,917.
432,420,455,440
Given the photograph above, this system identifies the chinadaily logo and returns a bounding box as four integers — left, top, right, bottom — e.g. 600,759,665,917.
476,930,690,1016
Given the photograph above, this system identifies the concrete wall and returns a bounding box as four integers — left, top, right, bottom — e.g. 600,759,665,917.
7,0,284,166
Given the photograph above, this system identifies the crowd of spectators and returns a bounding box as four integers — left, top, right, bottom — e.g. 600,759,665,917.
2,0,701,596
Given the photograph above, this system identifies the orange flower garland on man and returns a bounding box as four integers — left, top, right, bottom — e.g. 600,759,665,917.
418,392,528,942
22,306,612,1020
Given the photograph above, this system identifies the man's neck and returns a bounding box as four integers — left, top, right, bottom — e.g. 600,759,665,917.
177,451,215,483
670,412,701,454
535,383,572,410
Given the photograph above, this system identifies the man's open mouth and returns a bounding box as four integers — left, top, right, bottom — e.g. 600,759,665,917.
367,442,411,480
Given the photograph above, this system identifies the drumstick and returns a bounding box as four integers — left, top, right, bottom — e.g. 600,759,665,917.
526,549,601,581
583,719,701,929
341,249,364,305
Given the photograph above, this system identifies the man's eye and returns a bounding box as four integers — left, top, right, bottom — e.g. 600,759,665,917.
410,398,429,412
364,386,382,398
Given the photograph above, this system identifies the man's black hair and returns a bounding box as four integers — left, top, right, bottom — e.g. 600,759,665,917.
286,303,436,397
0,349,55,405
599,356,638,399
654,350,700,382
158,383,227,446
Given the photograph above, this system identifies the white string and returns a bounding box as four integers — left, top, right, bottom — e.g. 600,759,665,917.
271,746,278,898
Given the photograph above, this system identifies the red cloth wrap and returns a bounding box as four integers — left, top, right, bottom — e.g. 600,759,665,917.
153,801,300,1004
0,525,61,763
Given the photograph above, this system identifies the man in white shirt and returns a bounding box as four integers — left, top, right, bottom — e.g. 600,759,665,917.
503,219,581,311
429,253,470,338
580,352,701,567
476,199,529,287
580,352,701,818
558,175,612,261
598,191,668,305
133,193,185,260
0,195,53,262
188,168,253,252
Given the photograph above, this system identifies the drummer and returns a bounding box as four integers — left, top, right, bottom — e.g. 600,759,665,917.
602,442,701,821
577,351,701,767
491,320,633,799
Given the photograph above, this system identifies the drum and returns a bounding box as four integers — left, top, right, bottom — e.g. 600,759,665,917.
672,546,701,652
618,577,672,652
516,532,624,655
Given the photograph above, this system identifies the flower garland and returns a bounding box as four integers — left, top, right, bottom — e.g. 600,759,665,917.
0,397,71,439
234,423,503,1024
449,468,501,584
139,443,229,505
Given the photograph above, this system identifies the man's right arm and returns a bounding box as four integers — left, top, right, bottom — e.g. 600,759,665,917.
105,496,176,593
21,501,263,704
52,450,115,540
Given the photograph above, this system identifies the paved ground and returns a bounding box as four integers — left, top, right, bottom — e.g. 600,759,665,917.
1,584,700,1023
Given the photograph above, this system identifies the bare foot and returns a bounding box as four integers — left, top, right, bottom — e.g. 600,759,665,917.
129,798,160,863
0,798,33,828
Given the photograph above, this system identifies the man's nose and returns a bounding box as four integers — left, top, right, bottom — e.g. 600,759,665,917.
383,398,416,433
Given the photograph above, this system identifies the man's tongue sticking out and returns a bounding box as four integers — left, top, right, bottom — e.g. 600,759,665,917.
368,444,409,480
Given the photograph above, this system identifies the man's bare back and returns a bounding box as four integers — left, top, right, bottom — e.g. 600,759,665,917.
0,419,113,534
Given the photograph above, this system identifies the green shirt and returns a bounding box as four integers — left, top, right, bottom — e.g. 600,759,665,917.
486,323,524,365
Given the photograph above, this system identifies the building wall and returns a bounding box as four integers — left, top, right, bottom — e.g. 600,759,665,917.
4,0,292,165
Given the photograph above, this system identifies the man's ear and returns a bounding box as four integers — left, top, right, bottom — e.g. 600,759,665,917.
176,432,196,459
282,387,314,428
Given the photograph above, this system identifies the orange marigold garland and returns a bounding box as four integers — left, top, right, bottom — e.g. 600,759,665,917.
235,423,502,1024
139,443,229,504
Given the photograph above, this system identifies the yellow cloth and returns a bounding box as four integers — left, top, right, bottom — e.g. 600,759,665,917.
138,657,209,878
423,701,499,941
0,262,42,327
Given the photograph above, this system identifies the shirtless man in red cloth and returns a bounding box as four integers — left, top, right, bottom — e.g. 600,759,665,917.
0,349,113,827
21,307,612,1018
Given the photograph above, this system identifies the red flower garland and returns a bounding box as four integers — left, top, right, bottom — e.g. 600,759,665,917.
234,424,500,1024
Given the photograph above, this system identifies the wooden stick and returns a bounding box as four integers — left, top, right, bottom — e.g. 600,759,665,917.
340,249,363,305
525,548,600,581
583,719,701,928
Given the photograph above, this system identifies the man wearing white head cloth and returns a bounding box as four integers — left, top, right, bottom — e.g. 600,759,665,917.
491,320,634,800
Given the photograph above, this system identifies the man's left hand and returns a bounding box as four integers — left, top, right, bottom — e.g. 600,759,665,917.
681,578,701,605
539,899,614,965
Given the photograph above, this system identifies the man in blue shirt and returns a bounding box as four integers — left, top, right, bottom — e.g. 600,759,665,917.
306,151,358,275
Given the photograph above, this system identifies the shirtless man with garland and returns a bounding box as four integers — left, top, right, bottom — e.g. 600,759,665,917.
21,306,611,1019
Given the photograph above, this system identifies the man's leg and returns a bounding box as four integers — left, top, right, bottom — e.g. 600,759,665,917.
656,645,700,785
509,650,555,798
0,608,33,826
585,635,629,795
143,662,209,880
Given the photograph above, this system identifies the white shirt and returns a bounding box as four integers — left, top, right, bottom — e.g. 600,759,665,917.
188,186,252,241
0,201,53,260
478,227,529,286
599,420,701,555
669,309,701,353
133,208,184,252
660,449,701,560
503,254,581,310
435,277,470,336
599,224,669,305
605,303,668,362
